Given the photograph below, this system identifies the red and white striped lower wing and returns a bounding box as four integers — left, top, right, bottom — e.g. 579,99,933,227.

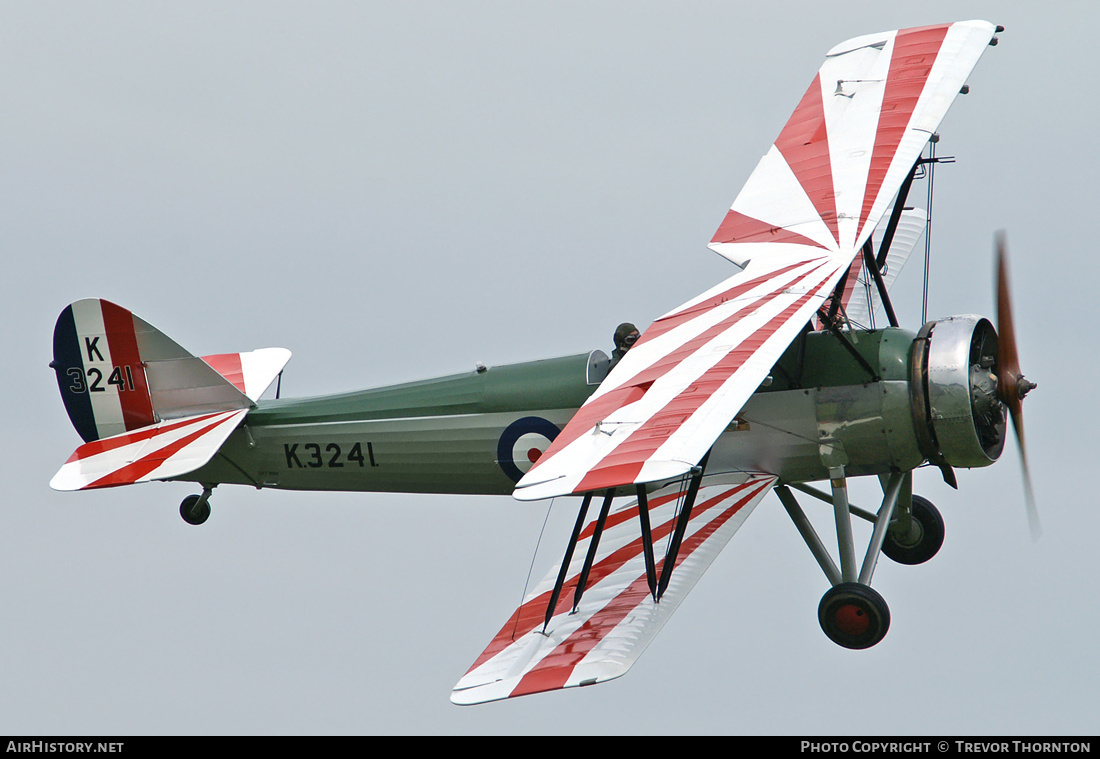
50,409,248,491
452,474,776,704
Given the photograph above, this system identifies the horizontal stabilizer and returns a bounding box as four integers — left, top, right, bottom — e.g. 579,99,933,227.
201,349,291,403
50,409,249,491
453,474,776,704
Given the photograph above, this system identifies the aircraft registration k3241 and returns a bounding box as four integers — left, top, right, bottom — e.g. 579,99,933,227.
50,20,1035,704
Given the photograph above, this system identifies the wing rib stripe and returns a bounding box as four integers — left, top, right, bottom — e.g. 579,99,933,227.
525,260,829,484
63,412,225,464
572,264,835,493
855,24,951,243
645,259,818,339
710,209,828,249
774,73,841,247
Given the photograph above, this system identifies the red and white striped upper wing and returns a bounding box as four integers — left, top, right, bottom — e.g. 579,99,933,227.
452,475,775,704
709,20,996,265
515,252,848,500
514,20,997,502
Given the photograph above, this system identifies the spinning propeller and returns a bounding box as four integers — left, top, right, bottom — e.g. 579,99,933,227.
994,232,1040,539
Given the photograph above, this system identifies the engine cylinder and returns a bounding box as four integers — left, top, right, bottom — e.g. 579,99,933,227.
909,315,1006,469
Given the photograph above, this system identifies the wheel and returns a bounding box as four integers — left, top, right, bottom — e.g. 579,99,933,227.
818,582,890,650
883,495,944,565
180,494,211,526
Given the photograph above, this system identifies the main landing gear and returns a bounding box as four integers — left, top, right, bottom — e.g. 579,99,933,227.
776,471,943,650
819,583,890,650
180,486,215,526
882,495,945,565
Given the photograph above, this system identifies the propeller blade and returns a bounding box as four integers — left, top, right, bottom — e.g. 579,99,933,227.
1008,401,1041,540
994,232,1040,540
995,233,1021,402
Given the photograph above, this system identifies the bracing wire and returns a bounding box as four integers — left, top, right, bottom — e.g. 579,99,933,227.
922,140,937,325
513,496,556,640
863,272,876,330
663,475,691,559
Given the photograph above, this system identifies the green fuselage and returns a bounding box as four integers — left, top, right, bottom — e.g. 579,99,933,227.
187,328,924,497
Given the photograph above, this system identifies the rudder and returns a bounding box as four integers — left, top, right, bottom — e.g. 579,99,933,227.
52,299,159,442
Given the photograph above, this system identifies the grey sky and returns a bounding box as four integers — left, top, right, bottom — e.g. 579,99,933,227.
3,1,1097,735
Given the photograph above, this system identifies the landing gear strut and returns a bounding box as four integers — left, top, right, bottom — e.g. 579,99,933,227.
777,470,910,650
180,486,214,526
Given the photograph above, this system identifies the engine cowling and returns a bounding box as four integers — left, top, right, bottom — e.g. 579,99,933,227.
909,315,1006,469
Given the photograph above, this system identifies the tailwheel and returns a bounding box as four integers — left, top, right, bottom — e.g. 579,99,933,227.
180,492,212,526
818,582,890,650
883,495,944,565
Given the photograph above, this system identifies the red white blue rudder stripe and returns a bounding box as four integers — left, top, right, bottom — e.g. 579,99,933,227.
52,299,160,443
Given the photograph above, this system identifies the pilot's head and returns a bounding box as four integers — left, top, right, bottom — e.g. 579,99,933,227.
614,322,640,352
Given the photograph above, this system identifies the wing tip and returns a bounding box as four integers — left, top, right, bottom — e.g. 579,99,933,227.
451,669,627,705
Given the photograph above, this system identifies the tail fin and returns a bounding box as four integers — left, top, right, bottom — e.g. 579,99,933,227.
51,299,290,443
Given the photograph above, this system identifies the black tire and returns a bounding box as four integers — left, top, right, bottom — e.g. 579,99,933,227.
818,582,890,650
180,494,211,526
883,495,944,565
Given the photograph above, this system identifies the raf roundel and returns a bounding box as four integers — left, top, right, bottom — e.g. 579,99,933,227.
496,416,561,483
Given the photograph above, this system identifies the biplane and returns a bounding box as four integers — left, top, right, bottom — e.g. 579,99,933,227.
49,20,1036,705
